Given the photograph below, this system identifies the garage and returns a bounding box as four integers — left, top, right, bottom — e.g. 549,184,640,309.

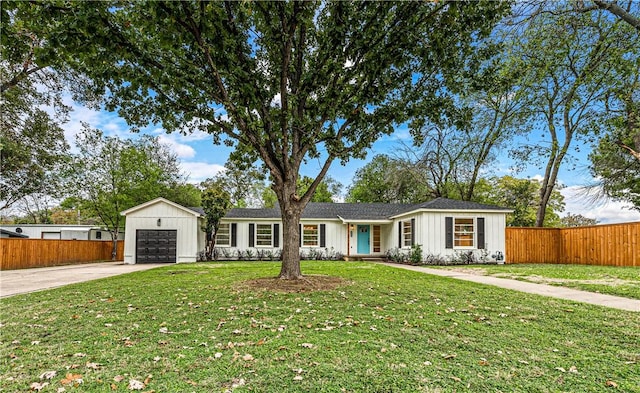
136,230,177,263
121,198,206,264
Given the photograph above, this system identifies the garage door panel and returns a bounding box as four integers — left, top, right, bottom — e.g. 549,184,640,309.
136,230,177,263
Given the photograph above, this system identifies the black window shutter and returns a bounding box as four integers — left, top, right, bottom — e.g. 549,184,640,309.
299,224,302,247
445,217,453,249
249,223,255,247
411,218,416,246
231,223,237,247
273,224,279,248
320,224,326,247
398,222,402,248
477,218,485,249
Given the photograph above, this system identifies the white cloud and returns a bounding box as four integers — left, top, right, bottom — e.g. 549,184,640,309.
157,134,196,159
180,162,226,183
561,185,640,224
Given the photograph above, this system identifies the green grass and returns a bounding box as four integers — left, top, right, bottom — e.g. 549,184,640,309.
432,264,640,300
1,261,639,392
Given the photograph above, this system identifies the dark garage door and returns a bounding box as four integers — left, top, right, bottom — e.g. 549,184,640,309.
136,230,177,263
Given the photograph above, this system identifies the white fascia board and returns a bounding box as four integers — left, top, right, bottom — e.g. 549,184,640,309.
337,216,393,224
120,197,201,217
389,208,513,220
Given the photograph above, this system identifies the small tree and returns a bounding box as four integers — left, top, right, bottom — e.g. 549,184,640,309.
201,184,232,260
69,126,198,259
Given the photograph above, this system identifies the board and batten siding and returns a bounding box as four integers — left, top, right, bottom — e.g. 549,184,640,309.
123,201,204,264
390,211,507,259
219,219,346,253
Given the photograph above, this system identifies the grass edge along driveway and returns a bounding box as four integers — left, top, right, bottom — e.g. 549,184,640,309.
1,261,639,392
431,263,640,300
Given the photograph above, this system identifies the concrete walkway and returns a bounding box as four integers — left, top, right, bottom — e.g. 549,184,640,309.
382,263,640,312
0,262,165,298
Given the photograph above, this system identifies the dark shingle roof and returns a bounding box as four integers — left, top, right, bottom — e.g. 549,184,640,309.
221,198,510,220
412,198,512,212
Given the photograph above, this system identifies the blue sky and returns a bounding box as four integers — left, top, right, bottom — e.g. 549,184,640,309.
60,94,640,224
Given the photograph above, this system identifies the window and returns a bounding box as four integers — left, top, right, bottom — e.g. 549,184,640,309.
373,225,381,253
454,218,474,247
302,224,319,247
216,223,230,246
95,231,102,240
402,221,412,247
256,224,273,246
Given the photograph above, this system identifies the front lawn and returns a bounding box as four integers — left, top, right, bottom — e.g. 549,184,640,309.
433,263,640,300
1,261,639,392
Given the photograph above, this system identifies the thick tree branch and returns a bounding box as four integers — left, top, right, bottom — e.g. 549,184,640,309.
593,0,640,31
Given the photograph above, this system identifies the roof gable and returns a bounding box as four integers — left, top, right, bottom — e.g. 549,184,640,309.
120,197,202,217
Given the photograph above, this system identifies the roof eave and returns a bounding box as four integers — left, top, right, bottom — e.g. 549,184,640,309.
390,208,514,219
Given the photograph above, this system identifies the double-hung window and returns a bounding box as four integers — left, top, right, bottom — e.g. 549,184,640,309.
402,221,412,248
454,218,474,247
302,224,319,247
216,223,230,247
256,224,273,247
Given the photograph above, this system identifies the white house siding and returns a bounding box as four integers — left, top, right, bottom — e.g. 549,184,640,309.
390,211,507,261
123,201,202,264
218,219,348,256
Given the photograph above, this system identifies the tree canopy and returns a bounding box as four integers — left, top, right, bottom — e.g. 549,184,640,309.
14,0,510,278
68,127,199,259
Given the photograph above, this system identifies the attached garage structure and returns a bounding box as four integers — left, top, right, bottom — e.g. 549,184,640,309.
121,198,205,264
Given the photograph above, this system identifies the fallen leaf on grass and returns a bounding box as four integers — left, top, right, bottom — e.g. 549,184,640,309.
113,375,125,382
242,354,254,361
86,362,101,370
231,378,246,388
293,375,303,381
39,371,57,380
30,382,49,391
449,376,462,382
128,379,145,390
60,373,83,386
301,343,314,349
442,353,457,360
605,380,618,388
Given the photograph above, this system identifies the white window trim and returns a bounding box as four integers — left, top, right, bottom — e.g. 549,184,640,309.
215,223,231,247
302,224,320,247
402,220,412,249
255,223,274,247
453,217,475,249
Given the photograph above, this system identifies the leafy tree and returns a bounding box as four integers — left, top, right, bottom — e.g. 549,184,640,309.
589,128,640,210
201,184,232,260
475,176,565,227
560,213,599,227
506,2,638,226
578,1,640,31
68,126,197,259
26,1,508,278
346,154,429,203
296,176,342,203
201,160,266,208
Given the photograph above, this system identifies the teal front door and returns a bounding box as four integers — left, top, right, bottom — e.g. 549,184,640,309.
357,225,370,254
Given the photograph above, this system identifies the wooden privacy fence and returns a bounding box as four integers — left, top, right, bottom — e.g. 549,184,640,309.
506,222,639,267
0,239,124,270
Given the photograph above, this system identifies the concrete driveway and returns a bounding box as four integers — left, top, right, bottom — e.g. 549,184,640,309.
0,262,165,298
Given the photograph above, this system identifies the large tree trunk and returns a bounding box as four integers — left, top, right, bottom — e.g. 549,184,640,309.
279,200,303,279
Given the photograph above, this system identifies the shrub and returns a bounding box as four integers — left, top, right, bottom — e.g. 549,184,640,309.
409,244,423,265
